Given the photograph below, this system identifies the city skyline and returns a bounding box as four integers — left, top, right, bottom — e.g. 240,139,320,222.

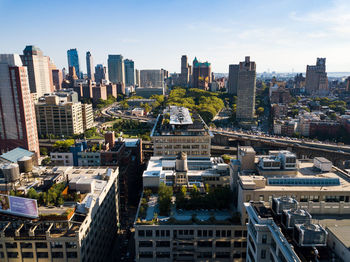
2,0,350,73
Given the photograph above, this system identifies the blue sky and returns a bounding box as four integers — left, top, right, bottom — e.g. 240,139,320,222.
1,0,350,73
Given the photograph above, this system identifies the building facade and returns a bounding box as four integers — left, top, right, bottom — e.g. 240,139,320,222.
94,64,107,84
108,55,125,84
20,45,52,97
192,57,211,90
124,59,135,86
236,56,256,121
305,58,328,95
0,54,40,157
67,49,80,79
228,64,239,95
140,70,164,88
86,51,94,81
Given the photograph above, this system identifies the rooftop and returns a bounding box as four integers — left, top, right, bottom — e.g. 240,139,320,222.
0,147,34,163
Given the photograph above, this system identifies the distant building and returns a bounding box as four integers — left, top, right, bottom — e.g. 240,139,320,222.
108,54,125,84
0,54,40,157
180,55,190,86
106,83,117,98
135,69,140,86
92,84,107,103
86,51,94,81
236,56,256,121
269,85,291,104
305,58,328,95
192,57,211,90
94,64,108,84
228,64,239,95
140,69,164,88
124,59,135,86
135,87,163,98
35,95,93,136
52,68,63,90
67,48,80,78
81,103,94,130
20,45,52,97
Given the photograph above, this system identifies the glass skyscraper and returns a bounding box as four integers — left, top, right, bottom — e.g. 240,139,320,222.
67,48,80,78
124,59,135,86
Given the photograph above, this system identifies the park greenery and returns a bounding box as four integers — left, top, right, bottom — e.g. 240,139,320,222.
111,119,151,141
175,185,233,210
96,95,117,109
166,87,224,123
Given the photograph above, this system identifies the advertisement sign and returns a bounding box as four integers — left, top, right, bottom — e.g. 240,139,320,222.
0,194,38,218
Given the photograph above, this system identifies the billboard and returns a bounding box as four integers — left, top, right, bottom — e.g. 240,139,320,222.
0,194,38,218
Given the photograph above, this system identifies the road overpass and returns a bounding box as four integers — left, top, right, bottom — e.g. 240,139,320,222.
211,130,350,167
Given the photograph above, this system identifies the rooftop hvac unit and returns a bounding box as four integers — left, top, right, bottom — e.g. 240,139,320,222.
272,197,298,215
282,209,312,229
293,223,328,247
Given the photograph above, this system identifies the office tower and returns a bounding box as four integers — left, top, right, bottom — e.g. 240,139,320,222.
20,45,52,97
305,58,328,95
236,56,256,121
0,54,39,157
180,55,190,86
140,69,164,88
67,48,80,78
192,57,211,90
35,95,89,136
108,54,125,84
151,106,212,157
0,166,119,262
86,51,94,81
135,69,140,86
124,59,135,86
52,69,63,90
228,64,239,95
94,64,107,83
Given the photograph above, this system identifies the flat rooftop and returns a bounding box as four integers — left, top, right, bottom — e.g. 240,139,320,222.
168,106,193,125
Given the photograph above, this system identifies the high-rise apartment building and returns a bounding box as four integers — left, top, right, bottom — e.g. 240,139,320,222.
180,55,190,86
228,64,239,95
86,51,94,81
35,95,92,136
192,57,211,90
135,69,140,86
0,54,40,157
20,45,52,97
124,59,135,86
94,64,108,83
140,69,164,88
81,103,94,130
236,56,256,121
305,58,328,95
108,55,125,84
67,48,80,78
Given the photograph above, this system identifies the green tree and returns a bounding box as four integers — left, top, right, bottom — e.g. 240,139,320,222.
158,183,173,216
40,147,48,156
256,107,265,116
27,188,39,199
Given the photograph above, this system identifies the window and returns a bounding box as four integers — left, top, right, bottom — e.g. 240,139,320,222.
51,242,63,248
37,252,48,258
36,242,47,249
140,252,153,258
20,242,32,248
6,242,17,248
234,241,242,248
7,252,19,258
259,195,264,201
199,252,212,258
156,241,170,247
67,252,78,258
146,230,152,237
234,230,242,237
138,230,145,237
66,242,77,249
216,252,230,258
216,241,230,248
22,252,33,258
52,252,64,258
198,241,212,247
261,249,267,259
139,241,153,247
156,252,170,258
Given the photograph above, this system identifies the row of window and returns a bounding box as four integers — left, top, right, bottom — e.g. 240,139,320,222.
139,240,247,248
139,251,247,259
2,251,77,259
4,241,77,249
138,229,247,238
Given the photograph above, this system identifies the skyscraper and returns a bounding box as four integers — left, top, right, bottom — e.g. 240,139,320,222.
140,69,164,88
192,57,211,90
52,69,63,90
0,54,39,157
67,48,80,78
124,59,135,86
108,55,124,84
305,58,328,95
180,55,190,86
228,64,239,95
236,56,256,121
135,69,140,87
20,45,52,97
86,51,94,81
94,64,108,84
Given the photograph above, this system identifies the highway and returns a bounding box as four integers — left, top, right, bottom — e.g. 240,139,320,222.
211,128,350,154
